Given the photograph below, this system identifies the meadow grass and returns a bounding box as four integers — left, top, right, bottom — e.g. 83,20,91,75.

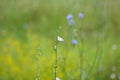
0,0,120,80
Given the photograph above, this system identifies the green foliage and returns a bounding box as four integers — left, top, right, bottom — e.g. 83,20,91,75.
0,0,120,80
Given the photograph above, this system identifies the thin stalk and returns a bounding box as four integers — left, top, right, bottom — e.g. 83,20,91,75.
61,55,67,80
54,30,61,80
86,29,100,79
95,1,104,79
37,47,41,80
54,40,58,80
58,26,67,80
80,38,84,80
64,25,74,80
85,0,102,79
95,1,106,79
96,38,103,80
78,20,84,80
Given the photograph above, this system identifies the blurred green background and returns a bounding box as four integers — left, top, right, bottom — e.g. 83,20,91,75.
0,0,120,80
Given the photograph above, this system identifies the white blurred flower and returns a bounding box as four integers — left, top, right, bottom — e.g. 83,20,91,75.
110,73,116,79
57,36,64,42
56,77,60,80
112,44,117,50
118,74,120,80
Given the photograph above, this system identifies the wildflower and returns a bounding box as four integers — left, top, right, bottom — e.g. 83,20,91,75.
72,39,78,45
56,77,60,80
68,19,74,26
57,36,64,42
110,73,116,79
23,23,28,30
112,44,117,50
118,74,120,80
66,14,73,20
66,14,74,26
78,13,84,19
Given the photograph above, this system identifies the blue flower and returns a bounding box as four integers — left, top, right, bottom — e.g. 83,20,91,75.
72,39,78,45
68,19,74,26
23,23,28,30
66,14,74,26
66,14,73,20
78,13,84,19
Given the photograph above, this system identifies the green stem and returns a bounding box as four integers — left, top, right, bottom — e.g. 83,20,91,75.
37,47,41,80
54,41,58,80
